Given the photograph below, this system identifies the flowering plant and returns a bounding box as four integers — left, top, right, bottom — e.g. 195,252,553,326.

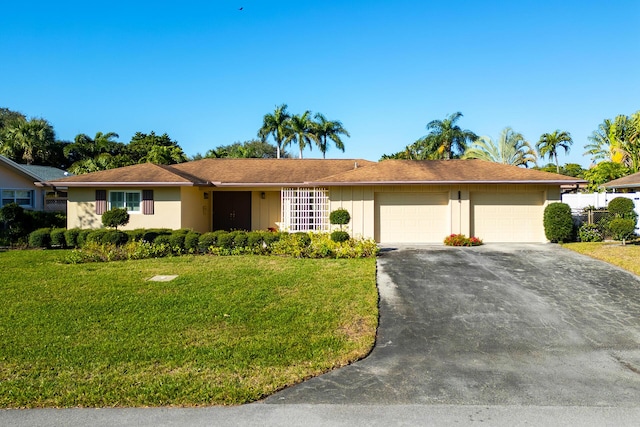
443,234,483,247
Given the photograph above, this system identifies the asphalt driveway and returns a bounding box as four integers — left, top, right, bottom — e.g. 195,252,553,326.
264,244,640,406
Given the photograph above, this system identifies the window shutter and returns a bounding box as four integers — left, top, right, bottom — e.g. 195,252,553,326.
142,190,154,215
96,190,107,215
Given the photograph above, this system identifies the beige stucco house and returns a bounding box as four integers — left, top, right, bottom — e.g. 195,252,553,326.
0,155,69,212
46,158,584,243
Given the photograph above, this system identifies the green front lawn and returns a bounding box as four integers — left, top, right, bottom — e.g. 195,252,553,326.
0,250,377,407
562,241,640,276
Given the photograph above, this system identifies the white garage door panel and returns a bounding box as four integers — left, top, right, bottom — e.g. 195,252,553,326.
472,192,544,242
376,192,448,243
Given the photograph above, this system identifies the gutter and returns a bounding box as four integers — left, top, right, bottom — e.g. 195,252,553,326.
309,180,588,186
43,181,211,188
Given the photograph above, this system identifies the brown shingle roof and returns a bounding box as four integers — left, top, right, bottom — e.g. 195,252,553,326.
172,159,375,185
49,163,208,187
312,159,585,185
47,158,585,187
603,171,640,189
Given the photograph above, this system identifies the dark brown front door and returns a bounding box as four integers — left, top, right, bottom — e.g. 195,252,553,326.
212,192,252,231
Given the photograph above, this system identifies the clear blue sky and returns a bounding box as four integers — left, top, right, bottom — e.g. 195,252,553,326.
2,1,639,167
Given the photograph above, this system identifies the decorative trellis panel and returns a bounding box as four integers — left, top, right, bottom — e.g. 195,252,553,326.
281,188,329,232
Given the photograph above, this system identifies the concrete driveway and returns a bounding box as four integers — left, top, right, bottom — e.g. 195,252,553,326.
265,244,640,406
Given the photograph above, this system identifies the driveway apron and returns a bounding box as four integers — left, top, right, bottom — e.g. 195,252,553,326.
264,244,640,405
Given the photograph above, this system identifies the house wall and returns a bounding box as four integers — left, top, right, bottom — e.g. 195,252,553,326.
330,184,561,243
67,187,183,230
251,190,281,230
180,187,210,233
0,165,44,210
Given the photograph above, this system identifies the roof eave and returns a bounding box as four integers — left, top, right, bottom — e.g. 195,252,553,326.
45,181,209,188
311,180,587,186
604,183,640,189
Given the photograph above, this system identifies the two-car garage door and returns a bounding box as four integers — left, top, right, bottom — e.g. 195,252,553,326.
375,191,546,243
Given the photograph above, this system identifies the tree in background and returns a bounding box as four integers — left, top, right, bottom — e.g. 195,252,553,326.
313,113,350,159
194,140,288,159
424,112,477,160
582,161,630,192
126,131,186,165
463,127,536,167
536,130,573,174
585,112,640,173
258,104,291,159
284,111,319,159
2,118,56,164
535,163,585,178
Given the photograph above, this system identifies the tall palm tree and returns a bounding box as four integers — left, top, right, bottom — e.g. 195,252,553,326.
424,112,477,159
584,119,613,164
313,113,350,159
463,127,537,167
284,111,319,159
258,104,291,159
536,130,573,174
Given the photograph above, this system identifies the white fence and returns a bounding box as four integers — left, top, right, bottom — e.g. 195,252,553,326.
561,192,640,231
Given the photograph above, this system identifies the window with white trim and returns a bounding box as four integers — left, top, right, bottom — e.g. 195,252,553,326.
109,190,141,213
1,189,34,208
281,187,329,232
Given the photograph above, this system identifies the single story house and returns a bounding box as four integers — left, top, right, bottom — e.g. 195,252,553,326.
45,158,584,243
603,171,640,192
0,155,70,212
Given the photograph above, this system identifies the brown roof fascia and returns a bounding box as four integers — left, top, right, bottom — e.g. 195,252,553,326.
44,181,208,188
310,179,588,186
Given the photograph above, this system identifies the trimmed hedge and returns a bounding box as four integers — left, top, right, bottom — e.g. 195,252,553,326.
543,203,574,243
28,228,51,248
50,228,67,248
331,230,350,243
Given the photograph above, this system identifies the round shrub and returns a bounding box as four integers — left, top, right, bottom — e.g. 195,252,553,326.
126,229,146,242
28,228,51,248
217,232,233,249
102,230,129,245
50,228,67,248
608,197,636,219
608,218,636,242
184,231,201,252
578,223,604,242
231,230,248,248
198,232,217,252
247,231,264,248
331,230,350,243
86,229,109,244
543,203,574,243
101,208,130,229
77,229,93,247
168,232,186,250
154,234,171,246
330,208,351,226
64,228,81,248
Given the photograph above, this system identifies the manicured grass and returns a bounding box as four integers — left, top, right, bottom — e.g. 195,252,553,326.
562,241,640,276
0,250,378,407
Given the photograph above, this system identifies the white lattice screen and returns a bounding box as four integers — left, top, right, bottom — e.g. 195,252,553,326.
281,188,329,232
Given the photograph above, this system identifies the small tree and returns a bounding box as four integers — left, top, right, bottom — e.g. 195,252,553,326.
101,208,129,230
607,197,637,220
607,197,637,244
543,203,574,243
330,208,351,230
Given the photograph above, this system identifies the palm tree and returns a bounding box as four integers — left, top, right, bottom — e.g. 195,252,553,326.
313,113,350,159
258,104,291,159
536,130,573,174
284,111,319,159
424,112,477,159
463,127,537,167
3,118,55,164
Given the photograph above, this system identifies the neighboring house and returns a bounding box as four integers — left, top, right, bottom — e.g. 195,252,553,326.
0,155,70,212
603,171,640,192
45,158,585,243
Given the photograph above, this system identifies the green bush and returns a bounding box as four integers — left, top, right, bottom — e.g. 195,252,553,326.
578,223,604,242
101,208,130,229
64,228,81,248
184,231,201,252
217,232,233,249
142,229,171,243
126,229,146,242
0,203,29,242
331,230,350,243
168,232,186,250
608,218,636,242
154,235,171,246
293,232,312,247
231,230,248,248
28,228,51,248
101,230,129,246
50,228,67,248
86,229,109,244
198,232,217,252
543,203,574,243
329,209,351,227
608,197,637,219
77,229,93,247
25,210,66,230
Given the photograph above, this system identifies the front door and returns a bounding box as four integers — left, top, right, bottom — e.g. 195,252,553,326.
212,192,252,231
